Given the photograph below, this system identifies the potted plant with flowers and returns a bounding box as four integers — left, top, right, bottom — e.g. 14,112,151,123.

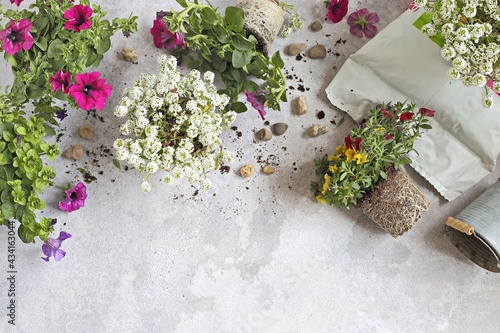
113,54,237,192
151,0,302,119
311,101,434,237
413,0,500,108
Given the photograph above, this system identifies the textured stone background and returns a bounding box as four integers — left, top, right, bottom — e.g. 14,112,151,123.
1,0,500,332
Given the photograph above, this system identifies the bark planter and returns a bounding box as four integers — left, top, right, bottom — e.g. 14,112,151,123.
235,0,284,56
356,169,431,238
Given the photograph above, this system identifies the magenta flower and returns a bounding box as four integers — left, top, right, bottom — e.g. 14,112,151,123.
384,132,393,140
10,0,23,6
0,19,34,55
347,8,379,38
59,181,87,213
244,89,267,120
150,17,186,50
64,4,92,32
345,134,362,151
50,70,72,94
42,231,72,262
326,0,349,23
69,72,112,111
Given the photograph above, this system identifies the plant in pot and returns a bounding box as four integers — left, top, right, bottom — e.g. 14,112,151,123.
113,54,237,192
151,0,302,119
413,0,500,108
311,101,435,237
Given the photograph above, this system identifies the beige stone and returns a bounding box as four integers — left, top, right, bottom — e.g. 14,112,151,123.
122,47,139,63
79,125,94,140
65,145,84,160
308,44,327,59
308,124,329,137
286,43,307,56
239,164,255,178
310,21,323,32
293,96,308,115
262,165,275,175
256,128,273,141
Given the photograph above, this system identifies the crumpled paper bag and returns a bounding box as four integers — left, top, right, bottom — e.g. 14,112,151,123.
325,7,500,201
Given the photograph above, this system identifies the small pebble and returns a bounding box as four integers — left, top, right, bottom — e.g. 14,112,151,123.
262,165,275,175
293,96,308,115
271,123,288,136
65,145,84,160
256,128,272,141
79,125,94,140
122,47,139,63
239,164,255,178
310,21,323,31
286,43,307,56
308,45,327,59
308,125,329,137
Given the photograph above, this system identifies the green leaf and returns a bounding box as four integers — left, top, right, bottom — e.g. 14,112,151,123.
18,222,39,243
212,58,227,73
271,51,284,68
380,170,388,179
1,202,15,219
230,102,247,113
27,85,45,100
96,37,111,55
420,124,432,129
113,159,121,170
336,117,345,127
176,0,188,7
232,49,252,68
4,54,18,67
47,39,63,58
243,80,259,92
201,7,218,25
2,130,14,142
232,34,256,51
35,37,48,51
225,7,245,32
213,25,231,44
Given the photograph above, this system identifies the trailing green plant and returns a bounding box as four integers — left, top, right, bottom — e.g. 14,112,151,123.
153,0,288,116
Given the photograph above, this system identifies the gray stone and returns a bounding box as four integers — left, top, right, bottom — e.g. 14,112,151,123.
286,43,307,56
256,128,273,141
271,123,288,136
310,21,323,31
308,44,327,59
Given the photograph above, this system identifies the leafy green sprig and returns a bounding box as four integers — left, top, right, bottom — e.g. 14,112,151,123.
0,91,59,243
164,0,287,113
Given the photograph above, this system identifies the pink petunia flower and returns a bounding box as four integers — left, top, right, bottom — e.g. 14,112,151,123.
69,72,112,111
347,8,379,38
244,89,267,120
0,19,34,55
59,181,87,213
50,70,72,94
64,4,93,32
326,0,349,23
41,231,72,262
400,111,414,122
10,0,23,6
419,107,435,117
150,17,186,50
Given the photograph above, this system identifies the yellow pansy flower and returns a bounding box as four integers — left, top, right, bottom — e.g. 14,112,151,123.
345,148,356,162
329,165,338,173
374,126,385,132
355,153,369,165
322,173,331,194
327,155,340,161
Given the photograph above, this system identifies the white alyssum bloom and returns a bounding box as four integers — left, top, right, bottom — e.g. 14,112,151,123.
113,54,236,191
421,0,500,107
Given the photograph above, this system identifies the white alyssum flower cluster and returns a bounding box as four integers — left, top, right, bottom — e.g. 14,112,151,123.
416,0,500,108
113,54,237,192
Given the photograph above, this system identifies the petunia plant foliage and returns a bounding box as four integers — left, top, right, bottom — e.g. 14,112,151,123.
0,0,137,119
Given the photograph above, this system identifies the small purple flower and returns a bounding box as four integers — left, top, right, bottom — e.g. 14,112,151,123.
56,108,68,121
347,8,379,38
244,89,267,120
50,70,72,94
42,231,72,262
59,181,87,213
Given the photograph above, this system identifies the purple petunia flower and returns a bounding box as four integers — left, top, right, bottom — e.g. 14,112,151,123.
150,17,186,51
0,19,34,55
50,70,72,94
326,0,349,23
56,108,68,121
59,181,87,213
347,8,379,38
10,0,23,6
69,72,112,111
42,231,72,262
64,4,93,32
244,89,267,120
